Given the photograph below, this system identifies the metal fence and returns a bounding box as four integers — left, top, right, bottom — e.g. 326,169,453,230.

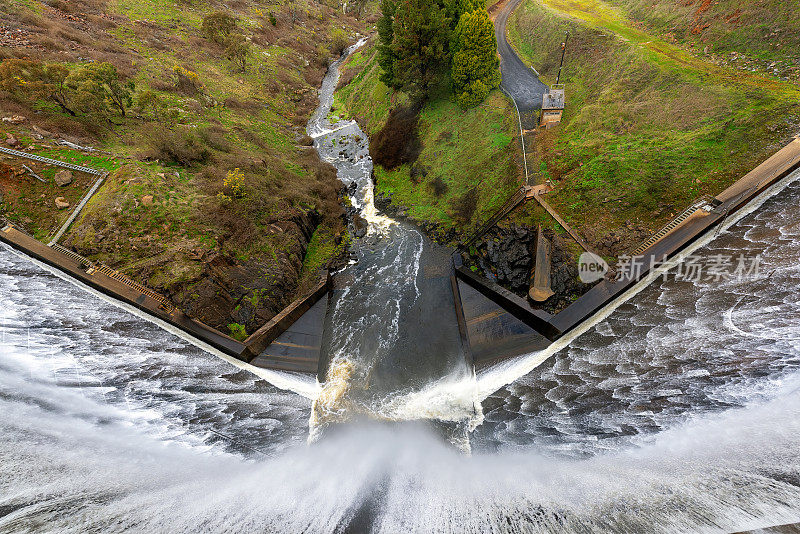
0,146,105,176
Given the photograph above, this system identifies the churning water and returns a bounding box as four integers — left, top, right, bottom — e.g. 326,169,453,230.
308,41,477,440
1,40,800,532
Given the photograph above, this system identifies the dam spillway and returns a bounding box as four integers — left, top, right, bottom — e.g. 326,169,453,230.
2,39,800,533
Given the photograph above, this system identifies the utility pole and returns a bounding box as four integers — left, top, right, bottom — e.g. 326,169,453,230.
556,32,569,85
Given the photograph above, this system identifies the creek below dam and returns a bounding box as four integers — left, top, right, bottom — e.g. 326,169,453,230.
1,41,800,532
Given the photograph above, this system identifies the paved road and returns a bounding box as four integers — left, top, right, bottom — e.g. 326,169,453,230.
494,0,549,127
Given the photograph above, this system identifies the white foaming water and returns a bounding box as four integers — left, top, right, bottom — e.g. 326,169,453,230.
475,168,800,402
2,36,800,530
2,322,800,532
307,39,477,434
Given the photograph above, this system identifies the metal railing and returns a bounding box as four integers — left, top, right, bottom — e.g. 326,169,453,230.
629,195,715,257
0,146,104,175
463,186,528,248
48,173,106,245
46,242,174,313
93,265,175,313
49,243,92,267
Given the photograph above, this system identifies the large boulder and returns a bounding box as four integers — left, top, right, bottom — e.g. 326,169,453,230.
54,169,73,186
1,115,26,125
54,197,70,209
352,213,368,238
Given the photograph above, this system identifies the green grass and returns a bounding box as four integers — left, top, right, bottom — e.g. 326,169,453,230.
608,0,800,68
109,0,207,29
32,147,127,173
296,227,348,293
334,45,407,135
507,0,800,245
336,40,521,236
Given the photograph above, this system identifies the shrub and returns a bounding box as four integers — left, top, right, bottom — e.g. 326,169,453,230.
223,168,246,199
431,176,448,197
269,12,277,26
228,322,247,341
173,66,202,95
331,29,349,56
201,12,238,44
450,187,478,223
137,89,163,119
199,126,232,152
143,125,208,165
225,33,252,72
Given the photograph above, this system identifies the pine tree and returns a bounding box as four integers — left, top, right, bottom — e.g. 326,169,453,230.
377,0,399,89
391,0,452,98
451,9,500,108
443,0,484,26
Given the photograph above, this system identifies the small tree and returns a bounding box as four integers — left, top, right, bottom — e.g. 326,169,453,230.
451,9,500,108
201,12,238,44
137,89,163,119
41,63,74,116
0,60,75,116
376,0,399,89
66,62,134,117
225,34,252,72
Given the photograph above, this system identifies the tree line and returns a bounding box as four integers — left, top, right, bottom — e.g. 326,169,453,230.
377,0,500,108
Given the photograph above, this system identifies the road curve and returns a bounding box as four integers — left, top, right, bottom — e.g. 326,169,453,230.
494,0,549,125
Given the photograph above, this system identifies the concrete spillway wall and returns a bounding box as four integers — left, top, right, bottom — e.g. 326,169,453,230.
454,136,800,357
0,225,246,356
0,224,333,376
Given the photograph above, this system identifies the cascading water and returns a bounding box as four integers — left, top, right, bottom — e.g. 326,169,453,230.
1,40,800,531
307,41,479,441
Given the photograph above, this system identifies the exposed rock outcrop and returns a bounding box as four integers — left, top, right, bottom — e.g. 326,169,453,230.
464,224,594,314
54,169,73,186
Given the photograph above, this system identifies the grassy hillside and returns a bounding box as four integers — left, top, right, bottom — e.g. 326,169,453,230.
334,38,522,237
609,0,800,80
508,0,800,256
0,0,367,335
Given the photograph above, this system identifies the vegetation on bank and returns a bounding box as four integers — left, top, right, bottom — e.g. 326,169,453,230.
507,0,800,254
335,38,520,236
377,0,500,107
333,0,519,238
0,0,370,334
